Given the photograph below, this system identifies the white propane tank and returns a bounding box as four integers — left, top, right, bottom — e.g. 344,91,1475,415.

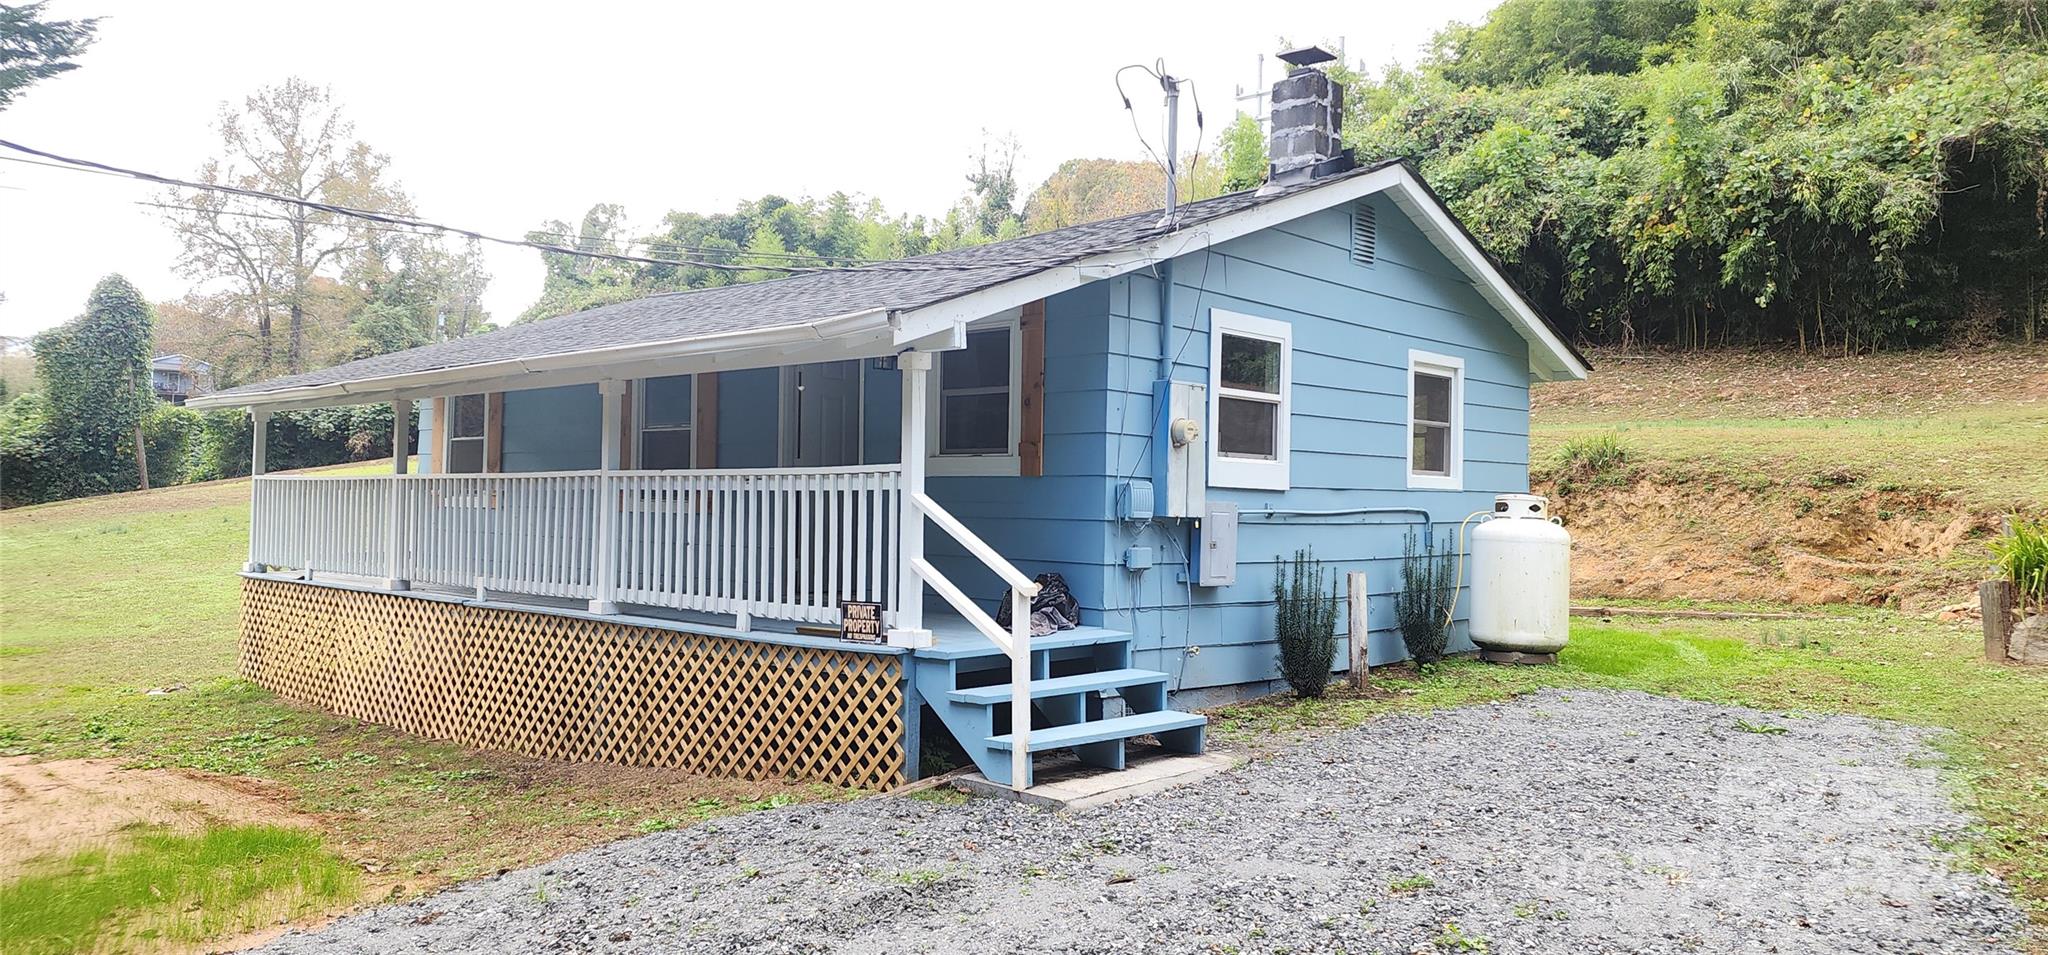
1469,493,1571,663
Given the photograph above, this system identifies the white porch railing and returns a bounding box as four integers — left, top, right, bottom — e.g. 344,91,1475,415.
249,465,902,628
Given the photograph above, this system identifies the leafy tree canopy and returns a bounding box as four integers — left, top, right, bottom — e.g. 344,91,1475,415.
1352,0,2048,350
0,2,98,109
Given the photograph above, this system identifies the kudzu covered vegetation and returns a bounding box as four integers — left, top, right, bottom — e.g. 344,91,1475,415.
1344,0,2048,350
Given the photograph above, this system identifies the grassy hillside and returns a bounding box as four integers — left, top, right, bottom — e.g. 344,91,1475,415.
1532,346,2048,610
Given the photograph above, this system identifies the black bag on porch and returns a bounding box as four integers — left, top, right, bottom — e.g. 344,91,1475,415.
994,572,1080,638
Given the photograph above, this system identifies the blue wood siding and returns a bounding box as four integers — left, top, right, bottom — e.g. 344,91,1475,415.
716,368,780,468
923,193,1533,689
476,191,1538,693
501,384,601,472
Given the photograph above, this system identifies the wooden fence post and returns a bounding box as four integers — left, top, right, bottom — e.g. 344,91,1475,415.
1982,579,2014,663
1348,571,1369,689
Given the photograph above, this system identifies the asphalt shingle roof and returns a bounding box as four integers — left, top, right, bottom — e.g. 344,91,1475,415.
208,162,1401,401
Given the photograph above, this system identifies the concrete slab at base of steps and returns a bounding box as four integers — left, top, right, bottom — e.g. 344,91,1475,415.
950,750,1241,812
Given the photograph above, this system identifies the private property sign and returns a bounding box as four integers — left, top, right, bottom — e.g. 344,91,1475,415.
839,600,884,644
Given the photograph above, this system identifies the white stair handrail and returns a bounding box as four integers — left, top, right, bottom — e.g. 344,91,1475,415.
909,492,1040,597
906,491,1036,791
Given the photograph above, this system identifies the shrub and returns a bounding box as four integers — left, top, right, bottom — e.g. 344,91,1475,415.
1395,530,1457,665
140,404,204,487
1548,432,1633,492
191,404,404,481
1992,518,2048,616
1273,547,1341,698
0,392,61,507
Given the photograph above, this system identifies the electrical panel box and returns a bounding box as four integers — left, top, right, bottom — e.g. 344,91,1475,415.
1116,480,1154,522
1122,546,1154,571
1192,501,1238,587
1151,379,1208,518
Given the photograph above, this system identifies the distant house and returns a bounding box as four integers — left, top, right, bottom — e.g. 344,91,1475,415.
190,57,1588,793
150,354,211,405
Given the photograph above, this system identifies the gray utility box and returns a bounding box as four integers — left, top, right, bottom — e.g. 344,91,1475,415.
1152,379,1208,518
1192,501,1238,587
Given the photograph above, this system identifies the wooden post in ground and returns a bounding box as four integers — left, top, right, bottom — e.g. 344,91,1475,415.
1982,579,2014,663
1347,571,1369,689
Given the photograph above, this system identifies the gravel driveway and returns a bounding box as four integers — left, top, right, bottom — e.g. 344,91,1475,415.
261,690,2028,954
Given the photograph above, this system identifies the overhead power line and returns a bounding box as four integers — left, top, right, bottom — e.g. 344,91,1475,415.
0,140,1171,276
0,140,810,275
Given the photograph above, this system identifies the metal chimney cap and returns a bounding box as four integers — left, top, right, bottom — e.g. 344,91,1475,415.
1277,45,1338,69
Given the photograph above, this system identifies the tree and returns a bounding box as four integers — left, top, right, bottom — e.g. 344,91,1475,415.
160,79,414,376
1347,0,2048,350
29,275,154,500
0,2,98,109
1216,114,1269,193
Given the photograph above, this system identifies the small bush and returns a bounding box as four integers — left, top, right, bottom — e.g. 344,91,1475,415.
1273,547,1340,698
1395,530,1457,665
1991,518,2048,615
1549,431,1633,486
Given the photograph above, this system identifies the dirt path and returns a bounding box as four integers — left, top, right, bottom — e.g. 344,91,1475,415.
0,756,307,875
253,691,2030,954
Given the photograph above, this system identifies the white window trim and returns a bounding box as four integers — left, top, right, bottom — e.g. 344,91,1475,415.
633,376,696,470
443,393,491,474
1207,308,1292,491
927,308,1023,477
1406,349,1465,490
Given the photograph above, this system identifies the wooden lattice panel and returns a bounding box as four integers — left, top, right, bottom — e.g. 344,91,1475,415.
239,578,905,789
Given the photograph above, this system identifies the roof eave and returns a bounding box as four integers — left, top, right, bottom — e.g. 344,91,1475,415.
187,307,895,412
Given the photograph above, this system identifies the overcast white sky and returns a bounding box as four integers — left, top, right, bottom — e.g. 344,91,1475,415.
0,0,1498,339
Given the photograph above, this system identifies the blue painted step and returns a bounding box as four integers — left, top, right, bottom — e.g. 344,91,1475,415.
945,668,1166,705
910,624,1207,789
985,710,1208,752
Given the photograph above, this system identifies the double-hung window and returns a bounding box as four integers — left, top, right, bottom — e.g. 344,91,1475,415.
444,393,487,473
1406,350,1464,489
637,375,693,469
929,309,1022,475
1207,309,1292,490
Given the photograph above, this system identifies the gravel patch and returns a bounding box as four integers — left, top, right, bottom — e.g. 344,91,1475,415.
261,690,2028,954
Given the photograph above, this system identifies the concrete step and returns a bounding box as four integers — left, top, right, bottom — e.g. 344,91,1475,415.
945,668,1167,705
985,710,1207,753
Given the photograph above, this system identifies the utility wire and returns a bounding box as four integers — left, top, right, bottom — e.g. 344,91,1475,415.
2,139,1137,275
0,139,811,274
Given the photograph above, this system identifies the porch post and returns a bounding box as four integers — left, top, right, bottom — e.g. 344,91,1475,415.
385,399,411,591
242,409,270,573
888,352,932,646
590,379,625,614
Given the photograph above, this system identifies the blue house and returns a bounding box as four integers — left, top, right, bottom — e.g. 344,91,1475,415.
193,62,1588,793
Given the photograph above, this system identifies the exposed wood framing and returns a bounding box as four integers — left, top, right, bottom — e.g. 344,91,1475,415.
239,577,907,789
484,392,505,473
1019,299,1046,477
619,384,635,470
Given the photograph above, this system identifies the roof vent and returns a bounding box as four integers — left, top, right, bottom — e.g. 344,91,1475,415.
1351,202,1377,266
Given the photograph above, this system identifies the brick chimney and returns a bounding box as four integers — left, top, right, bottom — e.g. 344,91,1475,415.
1260,46,1354,194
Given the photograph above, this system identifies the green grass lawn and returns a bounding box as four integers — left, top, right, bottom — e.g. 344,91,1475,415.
0,474,842,953
1215,611,2048,937
0,825,357,955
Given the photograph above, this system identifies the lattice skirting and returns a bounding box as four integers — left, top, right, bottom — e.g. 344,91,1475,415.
239,577,905,789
